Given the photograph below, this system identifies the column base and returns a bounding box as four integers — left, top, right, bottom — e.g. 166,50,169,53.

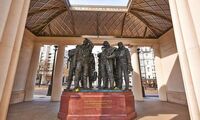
10,90,25,104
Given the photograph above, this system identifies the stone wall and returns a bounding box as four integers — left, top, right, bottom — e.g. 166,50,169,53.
159,29,187,105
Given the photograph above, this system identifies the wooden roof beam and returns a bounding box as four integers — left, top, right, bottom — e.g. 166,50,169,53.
143,27,148,37
34,9,67,35
128,0,134,12
96,12,99,37
120,13,127,37
64,0,71,11
64,0,76,35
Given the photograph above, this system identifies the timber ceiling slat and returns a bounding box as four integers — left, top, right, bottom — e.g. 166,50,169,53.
130,11,158,37
28,7,63,17
145,28,156,38
132,8,171,22
40,11,73,36
26,0,173,38
98,12,124,36
30,0,50,11
73,11,97,35
26,9,59,30
29,0,65,11
122,13,149,38
35,9,66,34
133,0,171,19
135,10,172,37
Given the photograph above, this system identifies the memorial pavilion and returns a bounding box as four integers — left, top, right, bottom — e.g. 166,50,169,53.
0,0,200,119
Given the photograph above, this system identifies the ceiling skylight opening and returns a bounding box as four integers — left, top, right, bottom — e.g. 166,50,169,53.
81,35,116,38
67,0,132,12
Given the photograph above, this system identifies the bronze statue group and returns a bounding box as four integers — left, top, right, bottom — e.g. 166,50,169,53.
66,38,133,91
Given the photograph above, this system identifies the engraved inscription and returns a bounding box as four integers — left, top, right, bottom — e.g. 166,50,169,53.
84,100,112,108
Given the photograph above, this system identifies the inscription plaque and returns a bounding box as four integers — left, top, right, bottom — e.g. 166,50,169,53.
84,100,112,108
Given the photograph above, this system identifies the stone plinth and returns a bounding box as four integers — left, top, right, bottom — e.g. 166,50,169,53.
58,90,137,120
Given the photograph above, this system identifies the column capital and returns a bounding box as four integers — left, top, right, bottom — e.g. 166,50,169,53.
57,44,67,47
57,45,66,53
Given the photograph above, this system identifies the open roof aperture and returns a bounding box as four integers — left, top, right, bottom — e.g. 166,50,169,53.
69,0,129,7
68,0,131,12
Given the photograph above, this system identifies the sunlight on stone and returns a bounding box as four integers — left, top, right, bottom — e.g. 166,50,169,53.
138,114,178,120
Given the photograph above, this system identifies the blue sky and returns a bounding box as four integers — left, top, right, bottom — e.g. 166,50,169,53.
69,0,129,6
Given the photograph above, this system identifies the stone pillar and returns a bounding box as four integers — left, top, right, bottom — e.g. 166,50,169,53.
0,0,26,102
169,0,200,119
10,31,34,104
24,43,41,101
0,0,13,42
187,0,200,45
130,46,143,101
0,0,31,119
153,45,167,101
175,0,200,111
51,45,65,101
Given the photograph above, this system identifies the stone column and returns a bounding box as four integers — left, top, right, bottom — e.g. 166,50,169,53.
187,0,200,45
0,0,26,102
24,43,41,101
10,31,34,104
0,0,13,42
169,0,200,119
0,0,31,119
51,45,65,101
153,45,167,101
175,0,200,111
130,46,143,101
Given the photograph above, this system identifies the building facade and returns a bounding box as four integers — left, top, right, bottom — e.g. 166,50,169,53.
138,47,156,80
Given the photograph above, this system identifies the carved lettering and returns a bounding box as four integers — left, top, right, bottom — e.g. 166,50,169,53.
84,100,112,108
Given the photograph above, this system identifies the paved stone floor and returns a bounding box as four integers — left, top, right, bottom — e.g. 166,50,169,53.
7,96,190,120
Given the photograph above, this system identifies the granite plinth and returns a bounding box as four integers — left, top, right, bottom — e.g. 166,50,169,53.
58,90,137,120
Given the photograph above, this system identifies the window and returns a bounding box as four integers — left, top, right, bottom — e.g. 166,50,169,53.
147,67,149,71
153,73,156,78
141,67,144,72
152,66,155,71
68,0,131,12
140,60,144,66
